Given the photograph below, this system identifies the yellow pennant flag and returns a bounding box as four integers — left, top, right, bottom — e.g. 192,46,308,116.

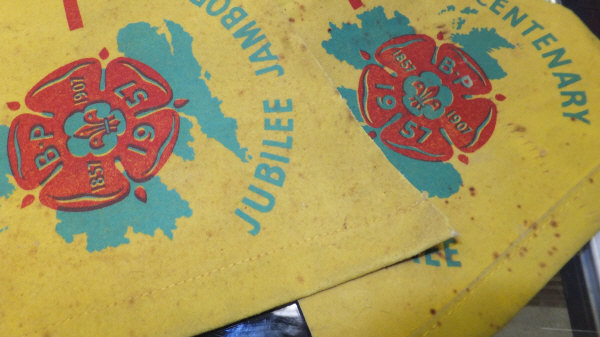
274,0,600,335
0,1,455,336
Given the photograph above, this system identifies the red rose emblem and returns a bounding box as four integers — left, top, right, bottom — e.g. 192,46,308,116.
358,34,497,162
7,57,180,211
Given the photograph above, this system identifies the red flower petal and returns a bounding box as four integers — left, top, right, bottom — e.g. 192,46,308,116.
117,108,179,182
375,34,437,78
26,58,102,118
380,113,453,162
440,98,497,153
434,44,492,97
7,113,71,190
358,64,404,128
104,58,172,117
39,157,130,211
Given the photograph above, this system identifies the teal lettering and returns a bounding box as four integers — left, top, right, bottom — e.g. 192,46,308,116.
233,21,266,49
30,125,53,141
444,239,462,267
250,42,278,63
256,64,285,77
532,33,557,50
206,0,229,16
522,20,543,36
439,57,455,75
189,0,207,7
425,252,442,267
263,99,293,113
260,152,290,164
476,0,488,6
235,208,261,235
221,7,247,29
502,6,528,27
263,136,293,149
265,118,293,131
563,110,590,124
561,91,586,107
454,75,473,88
489,0,508,14
35,147,60,170
255,163,286,187
542,48,572,68
553,73,581,89
243,184,275,213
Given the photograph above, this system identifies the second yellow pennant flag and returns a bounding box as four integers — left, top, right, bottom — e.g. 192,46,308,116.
274,0,600,336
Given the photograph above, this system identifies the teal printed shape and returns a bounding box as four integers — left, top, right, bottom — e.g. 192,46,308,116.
64,102,126,157
452,28,515,80
56,177,192,252
0,125,15,198
322,6,415,70
403,72,453,120
117,20,249,162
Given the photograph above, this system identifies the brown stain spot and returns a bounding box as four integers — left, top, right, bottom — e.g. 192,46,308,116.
555,233,561,238
453,289,458,294
493,251,500,259
466,287,471,293
343,223,348,230
297,275,305,283
470,216,475,221
552,246,558,251
513,125,527,132
206,231,213,238
129,297,135,305
539,262,547,268
550,220,558,228
531,222,538,230
430,308,437,315
300,5,306,11
517,204,522,209
289,17,295,23
437,321,442,327
28,246,38,256
327,27,332,33
43,332,51,337
469,187,476,197
548,250,554,256
519,247,528,257
590,178,595,184
444,200,449,204
507,267,512,272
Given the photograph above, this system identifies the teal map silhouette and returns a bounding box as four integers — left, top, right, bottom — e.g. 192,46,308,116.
323,6,513,198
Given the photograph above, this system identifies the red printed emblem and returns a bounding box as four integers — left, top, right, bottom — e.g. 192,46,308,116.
7,57,180,211
358,34,497,162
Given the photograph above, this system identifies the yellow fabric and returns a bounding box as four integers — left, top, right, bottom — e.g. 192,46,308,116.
273,0,600,335
0,1,454,336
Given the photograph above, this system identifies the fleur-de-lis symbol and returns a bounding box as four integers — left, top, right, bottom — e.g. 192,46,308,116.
402,72,452,120
74,107,122,149
64,102,127,158
408,80,442,112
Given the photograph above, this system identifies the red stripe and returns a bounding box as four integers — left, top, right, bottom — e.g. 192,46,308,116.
349,0,364,10
63,0,84,30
